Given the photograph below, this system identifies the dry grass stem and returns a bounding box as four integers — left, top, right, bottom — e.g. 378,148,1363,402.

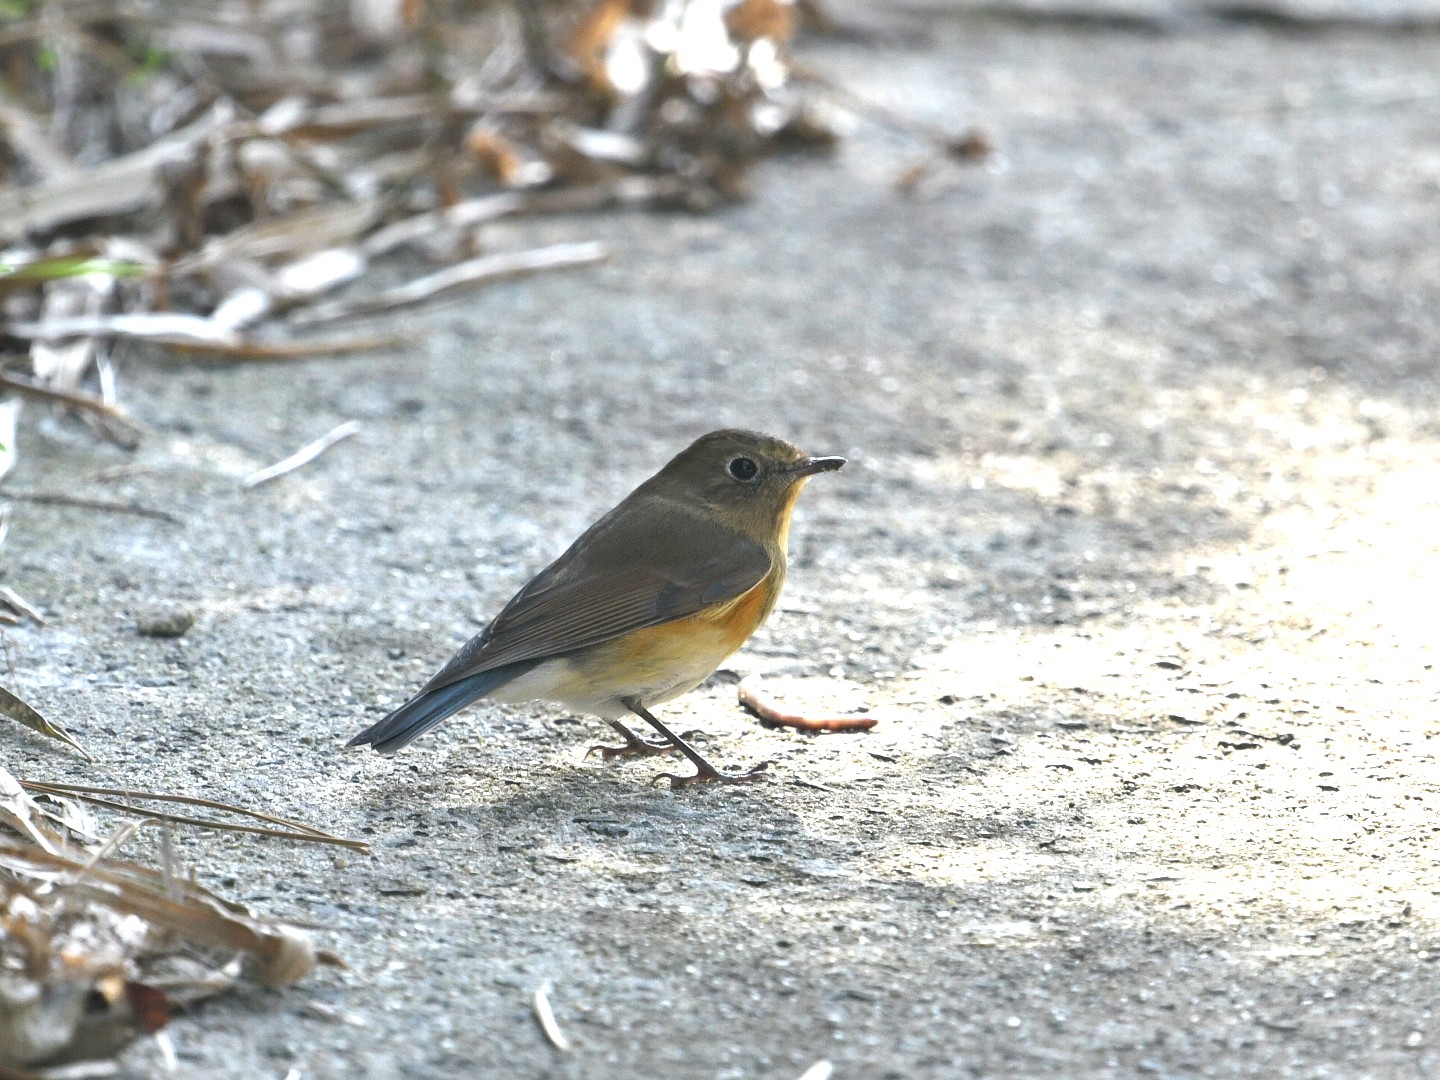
0,371,141,434
242,421,363,488
18,781,373,855
531,983,572,1052
0,492,181,525
294,242,610,324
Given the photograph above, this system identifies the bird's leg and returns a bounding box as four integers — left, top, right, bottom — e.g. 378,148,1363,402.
623,698,769,789
586,719,681,760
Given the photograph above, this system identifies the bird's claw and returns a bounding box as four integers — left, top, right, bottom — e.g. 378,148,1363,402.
653,760,771,790
587,720,687,761
586,736,677,760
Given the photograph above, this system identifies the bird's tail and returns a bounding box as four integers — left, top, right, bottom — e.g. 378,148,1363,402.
347,664,532,755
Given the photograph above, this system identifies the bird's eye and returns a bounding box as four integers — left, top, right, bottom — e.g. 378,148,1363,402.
728,456,759,481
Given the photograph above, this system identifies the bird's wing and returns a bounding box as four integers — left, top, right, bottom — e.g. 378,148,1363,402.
416,501,773,694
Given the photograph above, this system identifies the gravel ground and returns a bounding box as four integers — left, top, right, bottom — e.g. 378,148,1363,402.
10,4,1440,1077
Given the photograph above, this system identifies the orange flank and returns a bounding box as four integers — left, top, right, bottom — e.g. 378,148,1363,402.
703,566,785,651
617,566,784,668
558,565,788,712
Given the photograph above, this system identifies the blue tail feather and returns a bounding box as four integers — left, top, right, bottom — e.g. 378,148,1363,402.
348,662,535,755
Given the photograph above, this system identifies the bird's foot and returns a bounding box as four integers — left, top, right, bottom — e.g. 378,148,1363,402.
587,720,702,761
654,759,770,790
618,698,766,789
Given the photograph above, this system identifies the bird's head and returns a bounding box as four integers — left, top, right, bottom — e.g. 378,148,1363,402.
647,429,845,543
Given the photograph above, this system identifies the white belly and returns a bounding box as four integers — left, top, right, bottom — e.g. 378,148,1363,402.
484,650,724,720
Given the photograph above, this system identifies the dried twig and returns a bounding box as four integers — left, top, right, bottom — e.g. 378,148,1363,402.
0,106,238,243
18,780,373,854
360,192,528,258
792,62,989,159
0,491,181,524
532,983,572,1052
171,199,385,276
159,335,404,360
7,312,242,349
260,92,565,140
295,241,610,323
243,420,362,488
72,819,151,883
0,103,78,182
0,370,142,434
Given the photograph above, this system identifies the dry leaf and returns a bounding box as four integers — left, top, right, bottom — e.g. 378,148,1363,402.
0,688,90,761
0,765,62,853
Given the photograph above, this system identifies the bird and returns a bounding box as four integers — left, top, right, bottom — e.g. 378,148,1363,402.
347,429,845,787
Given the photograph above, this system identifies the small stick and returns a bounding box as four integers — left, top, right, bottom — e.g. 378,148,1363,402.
532,983,572,1052
0,490,181,524
738,676,878,732
790,777,834,792
73,819,150,884
0,369,143,433
28,794,363,849
7,312,241,347
162,335,403,360
243,421,361,488
294,242,610,324
85,463,161,482
23,779,349,833
791,63,990,159
360,192,528,258
263,92,566,140
21,779,372,853
155,1031,180,1073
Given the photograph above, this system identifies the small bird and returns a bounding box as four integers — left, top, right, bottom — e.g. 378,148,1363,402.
348,429,845,787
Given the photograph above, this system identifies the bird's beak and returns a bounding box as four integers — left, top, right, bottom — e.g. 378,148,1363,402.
791,455,846,477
